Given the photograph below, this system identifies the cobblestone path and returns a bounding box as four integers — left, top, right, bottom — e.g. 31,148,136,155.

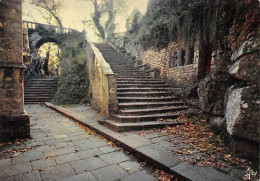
0,105,158,181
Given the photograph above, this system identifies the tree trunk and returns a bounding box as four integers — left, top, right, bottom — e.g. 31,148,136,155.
93,0,105,39
105,0,115,40
51,11,64,32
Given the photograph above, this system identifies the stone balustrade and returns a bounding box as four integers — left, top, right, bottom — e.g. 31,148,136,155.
22,20,75,33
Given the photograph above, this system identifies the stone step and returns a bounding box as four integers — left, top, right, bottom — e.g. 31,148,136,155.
117,88,170,92
101,120,184,132
117,84,169,88
26,80,58,82
112,113,181,123
24,93,56,97
24,77,58,103
24,89,57,92
24,92,55,95
95,43,188,131
117,75,152,79
111,66,135,68
115,72,148,76
117,78,157,82
24,86,57,89
24,81,58,84
117,91,173,97
118,101,184,109
109,63,134,66
117,81,166,85
24,102,43,104
24,86,58,89
112,68,140,71
117,96,179,103
119,106,187,116
24,96,53,100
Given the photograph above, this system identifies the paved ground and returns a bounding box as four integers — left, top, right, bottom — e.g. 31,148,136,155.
55,104,250,181
0,105,158,181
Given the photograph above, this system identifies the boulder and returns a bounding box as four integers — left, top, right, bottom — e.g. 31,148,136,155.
183,79,199,107
229,33,260,83
209,116,226,133
225,85,260,142
229,51,260,83
231,34,259,62
197,73,238,116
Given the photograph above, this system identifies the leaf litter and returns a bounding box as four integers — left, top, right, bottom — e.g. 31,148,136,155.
138,117,259,180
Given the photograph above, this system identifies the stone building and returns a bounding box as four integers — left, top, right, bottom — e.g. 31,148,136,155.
0,0,30,141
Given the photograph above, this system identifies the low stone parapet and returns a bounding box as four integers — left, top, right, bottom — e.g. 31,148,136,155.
85,43,118,118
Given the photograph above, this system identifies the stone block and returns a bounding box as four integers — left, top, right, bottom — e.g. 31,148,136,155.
225,86,260,142
91,165,128,181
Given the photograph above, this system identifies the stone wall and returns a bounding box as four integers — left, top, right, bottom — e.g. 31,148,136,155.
0,0,30,141
125,42,203,89
85,43,118,118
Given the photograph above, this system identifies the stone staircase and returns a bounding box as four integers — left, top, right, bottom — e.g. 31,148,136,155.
24,77,58,104
95,44,187,131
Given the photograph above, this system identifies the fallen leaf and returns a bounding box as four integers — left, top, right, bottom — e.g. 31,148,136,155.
125,168,131,171
83,169,88,171
13,152,22,157
224,154,231,158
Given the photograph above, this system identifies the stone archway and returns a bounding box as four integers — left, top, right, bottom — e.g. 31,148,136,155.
27,32,61,78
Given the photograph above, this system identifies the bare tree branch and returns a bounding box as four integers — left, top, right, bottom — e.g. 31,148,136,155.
30,0,64,31
82,0,126,40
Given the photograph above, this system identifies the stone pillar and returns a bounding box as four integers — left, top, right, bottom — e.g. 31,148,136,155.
185,47,190,65
0,0,30,142
177,50,182,66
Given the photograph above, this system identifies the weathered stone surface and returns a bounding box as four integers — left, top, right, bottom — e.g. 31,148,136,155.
120,170,158,181
99,151,130,164
209,116,225,133
86,43,118,118
0,0,30,141
225,86,260,142
229,51,260,83
197,73,238,116
31,157,57,170
13,170,41,181
70,157,108,174
183,80,200,107
60,172,97,181
231,34,259,62
54,152,81,164
119,161,141,174
136,144,181,169
40,163,76,181
171,162,239,181
0,162,32,178
12,150,43,164
91,165,129,181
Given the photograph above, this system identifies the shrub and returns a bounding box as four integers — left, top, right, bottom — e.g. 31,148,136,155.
52,32,89,105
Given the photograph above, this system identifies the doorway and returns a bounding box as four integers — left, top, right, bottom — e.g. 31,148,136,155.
198,44,212,79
